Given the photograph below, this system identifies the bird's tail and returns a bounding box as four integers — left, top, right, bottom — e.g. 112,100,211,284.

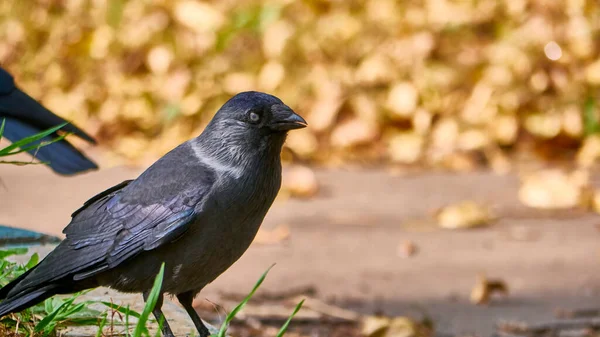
0,285,57,317
0,268,34,300
0,265,59,317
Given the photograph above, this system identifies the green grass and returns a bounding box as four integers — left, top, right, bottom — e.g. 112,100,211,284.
215,265,275,337
0,119,70,166
0,249,304,337
133,263,164,337
0,248,104,336
212,264,304,337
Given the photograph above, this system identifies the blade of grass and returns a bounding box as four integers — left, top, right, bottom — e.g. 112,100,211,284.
65,317,105,326
0,118,5,139
0,122,67,155
133,263,165,337
125,305,130,337
95,313,108,337
25,253,39,270
216,264,275,337
0,248,28,260
275,299,305,337
154,316,164,337
101,302,143,319
0,133,68,157
34,297,77,332
0,160,45,166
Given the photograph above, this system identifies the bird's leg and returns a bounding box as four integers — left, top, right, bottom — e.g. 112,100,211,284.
176,291,210,337
142,291,175,337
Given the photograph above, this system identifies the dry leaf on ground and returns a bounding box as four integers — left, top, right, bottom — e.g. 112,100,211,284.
470,274,508,305
282,165,319,198
518,169,589,209
362,315,431,337
397,240,418,258
436,201,493,229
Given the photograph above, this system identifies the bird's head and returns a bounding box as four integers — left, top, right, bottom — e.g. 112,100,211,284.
212,91,306,132
201,91,307,159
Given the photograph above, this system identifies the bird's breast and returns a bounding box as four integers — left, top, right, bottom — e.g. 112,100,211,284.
162,170,281,292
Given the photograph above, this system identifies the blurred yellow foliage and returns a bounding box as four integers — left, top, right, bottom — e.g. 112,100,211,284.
1,0,599,168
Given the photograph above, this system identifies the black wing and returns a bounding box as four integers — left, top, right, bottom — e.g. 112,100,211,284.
71,179,134,218
9,144,217,294
0,67,97,175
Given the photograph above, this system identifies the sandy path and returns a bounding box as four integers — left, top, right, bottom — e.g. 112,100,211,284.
2,162,600,336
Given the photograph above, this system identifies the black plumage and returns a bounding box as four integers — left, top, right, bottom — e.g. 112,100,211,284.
0,91,307,337
0,67,97,175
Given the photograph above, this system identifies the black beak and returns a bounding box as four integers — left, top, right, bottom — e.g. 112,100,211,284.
270,104,307,131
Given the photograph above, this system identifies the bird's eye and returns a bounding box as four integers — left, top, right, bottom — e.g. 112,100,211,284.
249,112,261,123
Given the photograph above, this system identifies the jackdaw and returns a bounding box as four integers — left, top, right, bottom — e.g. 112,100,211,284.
0,91,307,337
0,66,97,175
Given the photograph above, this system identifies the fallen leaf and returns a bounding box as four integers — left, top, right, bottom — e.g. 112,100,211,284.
331,118,378,148
356,54,395,85
490,114,519,145
590,190,600,214
146,45,173,75
412,109,433,135
470,274,508,305
485,147,512,175
282,165,319,198
457,129,490,151
388,132,424,164
436,201,493,229
258,61,285,91
262,20,294,59
438,152,480,172
430,118,459,155
577,135,600,167
387,317,419,337
362,315,391,336
562,104,583,137
397,240,418,258
361,315,428,337
524,112,562,138
461,83,494,125
285,129,319,159
518,169,589,209
173,1,224,33
222,72,256,94
585,59,600,85
387,82,419,119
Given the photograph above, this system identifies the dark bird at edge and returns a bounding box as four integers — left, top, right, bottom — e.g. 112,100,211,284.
0,66,97,175
0,91,307,337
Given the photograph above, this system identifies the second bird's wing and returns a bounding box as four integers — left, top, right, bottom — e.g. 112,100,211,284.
0,67,98,174
1,117,98,174
7,144,217,295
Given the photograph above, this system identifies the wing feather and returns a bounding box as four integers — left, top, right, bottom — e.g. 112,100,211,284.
9,144,217,296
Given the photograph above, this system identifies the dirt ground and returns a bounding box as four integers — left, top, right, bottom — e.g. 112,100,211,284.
1,159,600,337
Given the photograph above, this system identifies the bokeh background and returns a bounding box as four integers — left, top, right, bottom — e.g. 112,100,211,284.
1,0,599,170
1,1,600,337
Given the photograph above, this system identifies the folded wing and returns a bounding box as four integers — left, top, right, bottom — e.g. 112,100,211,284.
6,150,217,297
